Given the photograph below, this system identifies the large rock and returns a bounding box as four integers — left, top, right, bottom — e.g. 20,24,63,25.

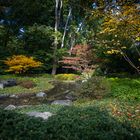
0,79,17,88
4,105,16,110
0,83,4,89
51,100,72,106
27,112,52,120
0,95,9,99
36,92,47,97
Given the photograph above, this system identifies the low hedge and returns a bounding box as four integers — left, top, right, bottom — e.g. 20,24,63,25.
0,106,139,140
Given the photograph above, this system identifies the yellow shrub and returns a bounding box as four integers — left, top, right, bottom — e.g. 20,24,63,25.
4,55,42,74
55,74,80,81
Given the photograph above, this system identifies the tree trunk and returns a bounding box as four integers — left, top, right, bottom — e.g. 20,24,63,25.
52,0,60,75
61,7,72,48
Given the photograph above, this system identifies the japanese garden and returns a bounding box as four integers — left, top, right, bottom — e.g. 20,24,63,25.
0,0,140,139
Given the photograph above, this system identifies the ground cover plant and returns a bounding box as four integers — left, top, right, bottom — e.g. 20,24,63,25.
108,77,140,101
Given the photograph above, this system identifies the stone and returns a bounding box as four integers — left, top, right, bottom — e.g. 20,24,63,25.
6,79,17,87
65,92,76,100
0,81,8,88
4,105,16,110
82,79,87,83
63,90,70,94
0,83,4,89
10,94,18,98
65,91,76,101
27,112,52,120
36,92,47,97
51,100,72,106
0,79,17,88
0,95,9,99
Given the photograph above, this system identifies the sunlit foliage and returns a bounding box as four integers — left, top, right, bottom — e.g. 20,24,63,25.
4,55,42,74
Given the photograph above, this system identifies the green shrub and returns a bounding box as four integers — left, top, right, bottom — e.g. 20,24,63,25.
0,109,48,140
55,74,80,81
108,78,140,101
77,76,110,99
0,107,139,140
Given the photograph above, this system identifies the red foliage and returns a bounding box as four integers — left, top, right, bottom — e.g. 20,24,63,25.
60,44,94,72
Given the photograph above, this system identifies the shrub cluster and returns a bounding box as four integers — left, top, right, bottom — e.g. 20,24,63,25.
77,76,110,99
55,74,80,81
109,78,140,101
19,80,36,89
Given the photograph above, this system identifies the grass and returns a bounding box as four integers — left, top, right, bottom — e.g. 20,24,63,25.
0,74,53,95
